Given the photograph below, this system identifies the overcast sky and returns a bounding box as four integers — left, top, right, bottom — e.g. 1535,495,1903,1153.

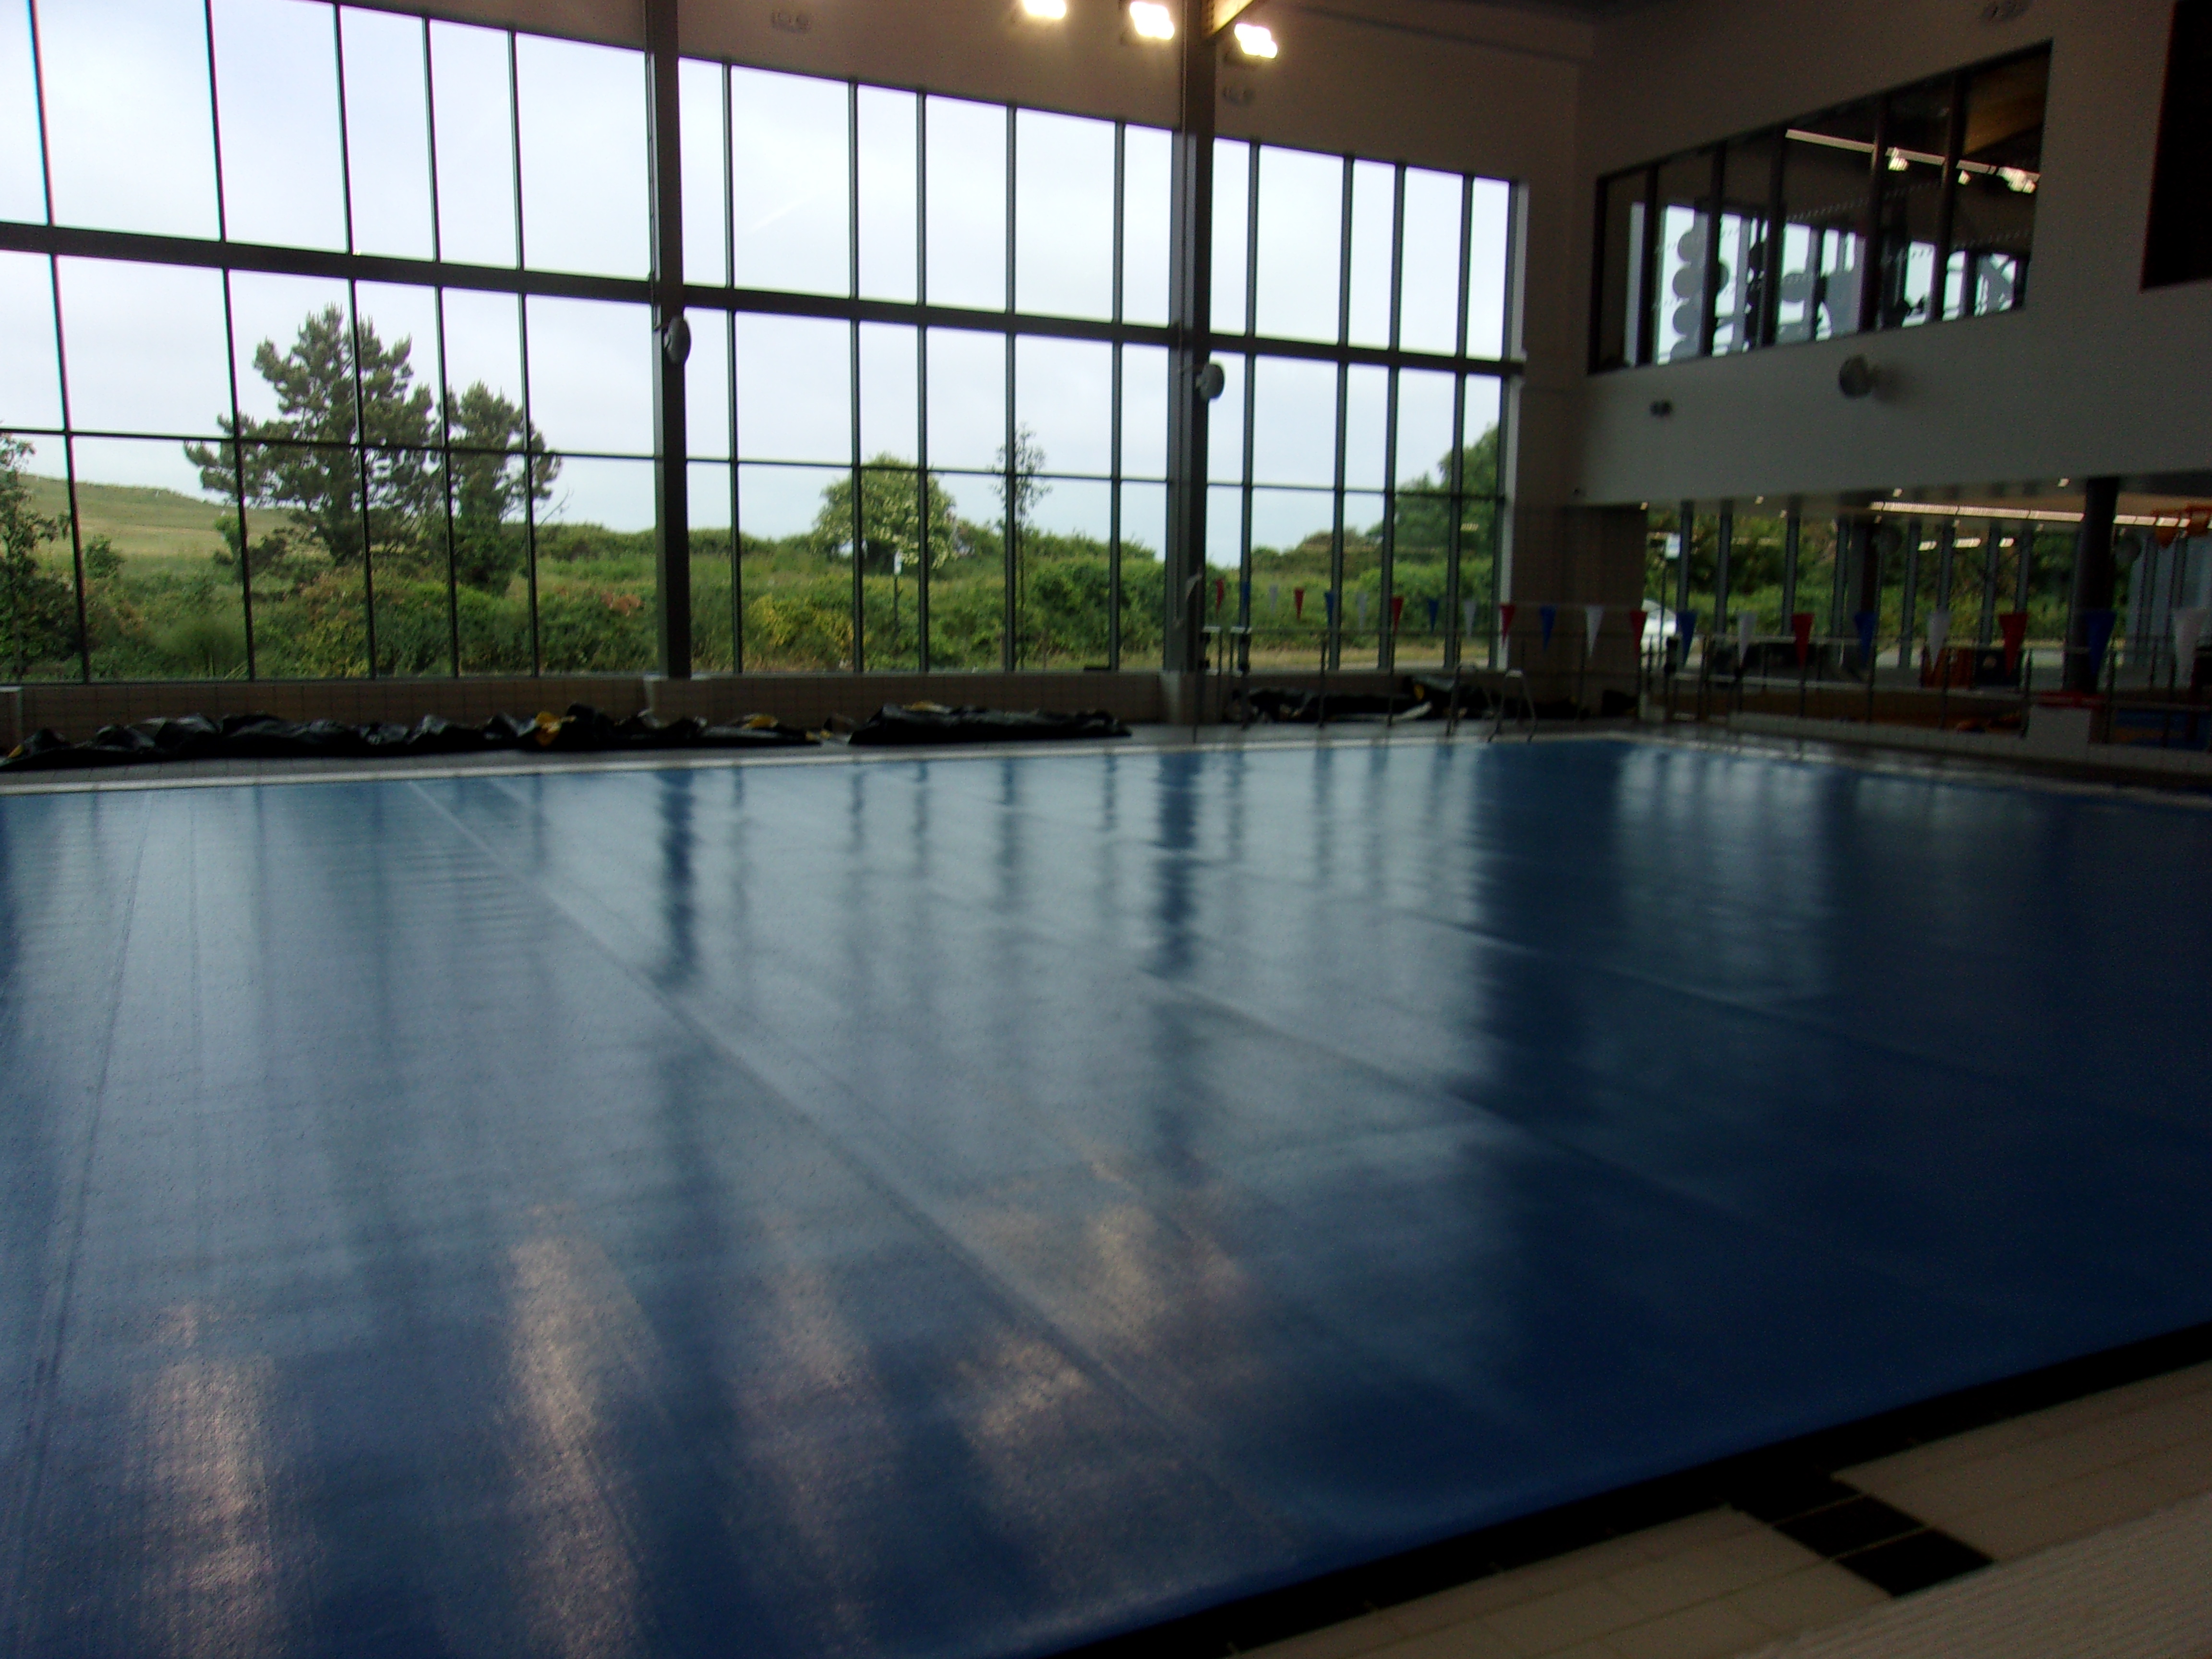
2,0,1508,549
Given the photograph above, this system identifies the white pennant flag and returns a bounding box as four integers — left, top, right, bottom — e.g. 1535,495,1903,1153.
1463,597,1479,637
1737,612,1754,650
1926,607,1951,658
1268,582,1280,613
1585,604,1604,654
1356,591,1370,630
2176,606,2209,670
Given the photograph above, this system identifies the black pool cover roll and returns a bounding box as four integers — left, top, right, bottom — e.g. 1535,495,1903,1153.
1,705,817,772
843,703,1130,746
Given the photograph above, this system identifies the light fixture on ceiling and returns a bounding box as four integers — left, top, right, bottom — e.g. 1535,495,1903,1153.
2058,477,2070,486
1019,0,1068,16
1126,0,1176,39
1230,19,1277,57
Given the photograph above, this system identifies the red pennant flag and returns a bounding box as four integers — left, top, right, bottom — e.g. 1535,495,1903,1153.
1632,610,1650,645
1998,610,2030,673
1390,594,1405,628
2156,521,2181,548
1791,612,1815,665
1293,587,1305,618
1214,577,1226,612
2189,505,2212,537
1499,602,1517,637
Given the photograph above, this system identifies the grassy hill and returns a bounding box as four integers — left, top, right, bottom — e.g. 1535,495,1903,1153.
24,474,230,567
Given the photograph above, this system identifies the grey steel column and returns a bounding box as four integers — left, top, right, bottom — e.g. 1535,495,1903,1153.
1780,510,1800,622
646,0,691,678
2065,476,2119,692
1163,0,1216,676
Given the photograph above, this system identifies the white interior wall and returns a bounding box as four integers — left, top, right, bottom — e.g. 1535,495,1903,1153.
1568,0,2212,507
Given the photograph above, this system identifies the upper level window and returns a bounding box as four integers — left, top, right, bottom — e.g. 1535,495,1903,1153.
1590,44,2047,372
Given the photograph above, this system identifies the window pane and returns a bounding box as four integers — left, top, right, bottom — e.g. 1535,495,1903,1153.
365,437,457,677
1250,357,1336,486
70,435,243,680
689,459,733,671
1655,149,1715,361
1346,160,1393,348
440,288,526,422
517,36,647,278
1778,102,1874,343
1463,376,1503,491
1207,354,1245,483
234,437,367,677
40,0,218,238
857,86,917,302
857,463,924,671
445,443,538,677
1345,363,1387,490
1118,480,1165,663
1342,489,1383,663
211,0,346,251
1876,77,1953,330
1015,474,1111,667
0,255,62,429
1467,177,1511,360
1398,168,1461,354
0,2,43,221
1713,134,1776,354
1593,170,1644,370
739,314,850,464
1395,369,1456,487
733,69,850,297
1121,344,1168,479
926,97,1005,311
227,271,361,437
430,21,517,267
925,328,1004,472
859,322,917,461
525,297,652,456
1951,53,2045,318
538,456,654,671
60,259,231,437
341,7,434,260
1255,147,1342,342
685,309,731,459
1015,109,1115,319
680,59,728,286
1212,138,1250,328
1205,482,1239,573
1015,336,1112,478
930,470,1002,667
0,433,75,679
738,462,847,671
1250,489,1333,664
1122,125,1171,325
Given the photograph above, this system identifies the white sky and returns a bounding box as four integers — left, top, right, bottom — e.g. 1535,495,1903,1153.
2,0,1508,539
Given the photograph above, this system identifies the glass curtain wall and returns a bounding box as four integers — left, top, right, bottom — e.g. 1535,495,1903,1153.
1590,44,2045,371
0,0,1516,682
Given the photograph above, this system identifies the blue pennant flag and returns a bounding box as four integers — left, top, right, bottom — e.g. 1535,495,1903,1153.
1539,604,1558,649
1853,610,1878,663
2083,608,2118,678
1324,590,1337,620
1426,597,1440,631
1678,609,1698,652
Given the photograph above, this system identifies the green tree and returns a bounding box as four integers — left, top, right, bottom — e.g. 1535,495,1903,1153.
994,424,1049,535
445,382,557,589
0,434,76,676
808,456,963,574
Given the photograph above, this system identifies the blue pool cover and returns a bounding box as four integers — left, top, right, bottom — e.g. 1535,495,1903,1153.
4,739,2212,1658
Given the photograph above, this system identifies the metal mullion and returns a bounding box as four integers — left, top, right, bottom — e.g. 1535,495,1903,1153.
1238,143,1258,629
1931,69,1967,323
848,84,863,674
914,91,929,673
1002,103,1016,672
1637,166,1660,366
29,0,87,679
1762,132,1786,349
200,0,229,241
213,270,257,681
1860,95,1890,335
1445,173,1472,671
1781,509,1801,621
1380,164,1404,672
726,66,742,673
1699,145,1724,358
422,15,460,676
507,31,539,674
1329,154,1352,674
1109,120,1124,671
346,278,379,678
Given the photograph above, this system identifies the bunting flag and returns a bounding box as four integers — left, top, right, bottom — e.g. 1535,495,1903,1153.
1356,591,1370,630
2175,607,2209,672
1852,610,1877,663
1998,610,2030,673
1268,582,1281,612
1678,609,1697,653
1632,609,1650,646
1427,597,1441,632
1926,606,1951,660
1214,577,1226,612
1324,590,1336,620
1463,597,1479,637
1585,604,1604,653
1240,578,1252,616
2190,505,2212,537
2083,608,2118,679
1294,587,1306,619
1737,612,1754,655
2155,521,2181,549
1500,601,1518,637
1391,594,1405,629
1539,604,1558,649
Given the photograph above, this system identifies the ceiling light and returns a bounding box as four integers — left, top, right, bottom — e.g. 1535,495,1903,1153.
1887,152,1910,171
2057,477,2070,486
1127,0,1175,39
1020,0,1068,16
1231,20,1277,56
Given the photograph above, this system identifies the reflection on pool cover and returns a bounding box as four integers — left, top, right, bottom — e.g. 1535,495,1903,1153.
3,740,2210,1659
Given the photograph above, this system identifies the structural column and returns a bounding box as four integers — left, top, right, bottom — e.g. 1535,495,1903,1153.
1162,0,1217,680
646,0,692,679
2065,476,2119,692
